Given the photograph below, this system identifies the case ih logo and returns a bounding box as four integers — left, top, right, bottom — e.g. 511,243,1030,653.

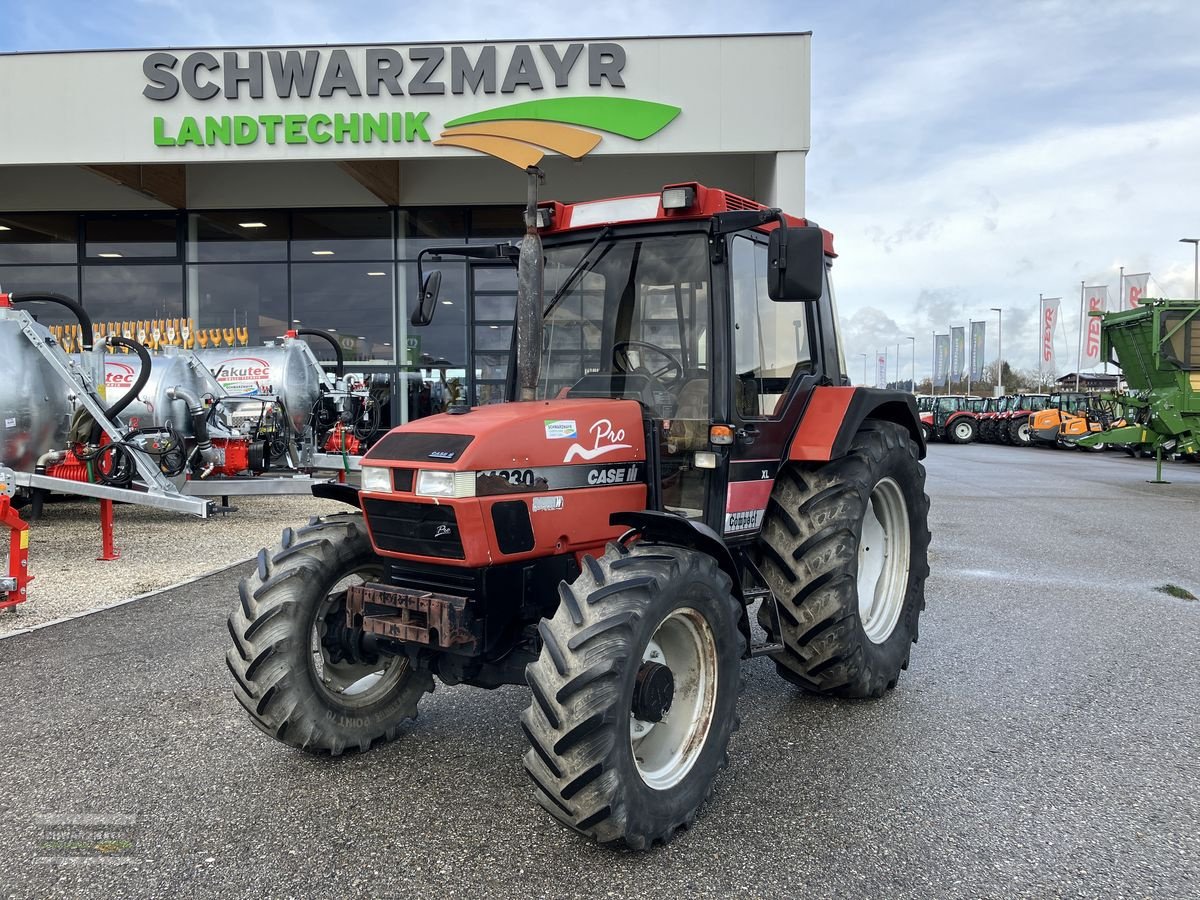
213,357,272,395
104,361,138,388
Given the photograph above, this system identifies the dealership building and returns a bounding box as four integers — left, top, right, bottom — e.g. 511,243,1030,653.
0,33,810,425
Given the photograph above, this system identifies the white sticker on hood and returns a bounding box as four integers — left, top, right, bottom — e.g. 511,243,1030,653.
544,419,577,440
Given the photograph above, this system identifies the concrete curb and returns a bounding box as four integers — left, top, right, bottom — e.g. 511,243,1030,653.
0,557,251,640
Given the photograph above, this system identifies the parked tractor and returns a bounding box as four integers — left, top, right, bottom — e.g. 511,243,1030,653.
1077,299,1200,476
1028,392,1092,448
976,396,1008,443
920,394,982,443
226,181,931,849
994,393,1051,446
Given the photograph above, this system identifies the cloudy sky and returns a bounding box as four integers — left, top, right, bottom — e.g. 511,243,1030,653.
4,0,1199,384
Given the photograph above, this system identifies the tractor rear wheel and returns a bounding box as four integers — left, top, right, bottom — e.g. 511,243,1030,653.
757,421,930,697
522,542,744,849
226,514,433,755
949,418,977,444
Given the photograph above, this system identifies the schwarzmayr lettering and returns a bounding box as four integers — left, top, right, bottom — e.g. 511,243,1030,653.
153,112,432,147
142,44,627,101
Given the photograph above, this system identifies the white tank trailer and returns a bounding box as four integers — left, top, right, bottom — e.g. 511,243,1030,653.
0,314,74,473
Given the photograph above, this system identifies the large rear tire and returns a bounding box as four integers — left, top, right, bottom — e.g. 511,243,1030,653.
226,514,433,755
949,417,977,444
522,542,744,849
757,421,930,698
1009,418,1032,446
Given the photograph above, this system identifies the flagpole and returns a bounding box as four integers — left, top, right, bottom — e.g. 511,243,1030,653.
1038,293,1044,388
1076,281,1084,392
966,320,973,397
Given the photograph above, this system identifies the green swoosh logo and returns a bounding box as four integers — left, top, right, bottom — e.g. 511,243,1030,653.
445,97,681,141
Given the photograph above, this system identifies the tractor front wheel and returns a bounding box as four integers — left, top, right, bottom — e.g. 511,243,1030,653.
522,542,744,849
757,421,930,697
226,514,433,755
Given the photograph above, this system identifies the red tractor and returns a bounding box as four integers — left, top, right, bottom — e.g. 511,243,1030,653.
226,181,930,849
994,393,1051,446
920,395,983,443
976,396,1009,443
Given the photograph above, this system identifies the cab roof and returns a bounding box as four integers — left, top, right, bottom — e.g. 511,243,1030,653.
537,182,836,257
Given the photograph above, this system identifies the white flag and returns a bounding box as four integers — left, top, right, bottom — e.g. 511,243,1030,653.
1042,298,1061,370
1081,285,1108,367
1124,273,1149,309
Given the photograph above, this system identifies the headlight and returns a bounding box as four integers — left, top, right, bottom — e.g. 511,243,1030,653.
416,469,476,498
360,465,392,493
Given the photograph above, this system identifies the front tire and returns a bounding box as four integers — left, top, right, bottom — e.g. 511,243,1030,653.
522,543,744,849
226,514,433,755
758,421,930,698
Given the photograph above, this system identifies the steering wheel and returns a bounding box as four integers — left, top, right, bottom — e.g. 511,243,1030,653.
612,340,684,387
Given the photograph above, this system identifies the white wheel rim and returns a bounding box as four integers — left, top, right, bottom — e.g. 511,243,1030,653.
857,477,911,644
955,422,972,440
631,607,718,791
1018,423,1030,442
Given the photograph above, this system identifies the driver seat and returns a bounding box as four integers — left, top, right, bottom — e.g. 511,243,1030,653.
667,375,709,452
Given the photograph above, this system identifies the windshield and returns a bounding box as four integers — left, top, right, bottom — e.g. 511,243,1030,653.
936,397,959,412
538,233,711,419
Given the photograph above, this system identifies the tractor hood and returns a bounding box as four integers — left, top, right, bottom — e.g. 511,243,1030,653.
362,398,647,473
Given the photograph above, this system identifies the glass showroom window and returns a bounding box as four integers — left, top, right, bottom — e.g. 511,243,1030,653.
186,211,289,348
398,208,467,260
188,211,288,263
0,265,80,328
291,262,395,364
82,265,185,330
187,263,288,349
292,210,392,261
85,215,179,259
0,213,78,265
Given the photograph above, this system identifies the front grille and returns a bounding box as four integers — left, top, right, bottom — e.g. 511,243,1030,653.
386,559,483,600
363,498,465,559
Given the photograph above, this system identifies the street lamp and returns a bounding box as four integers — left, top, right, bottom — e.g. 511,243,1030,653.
859,352,868,386
906,336,915,393
1180,238,1199,300
990,307,1003,394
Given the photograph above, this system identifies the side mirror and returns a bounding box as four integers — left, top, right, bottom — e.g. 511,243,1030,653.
767,226,825,301
411,270,443,326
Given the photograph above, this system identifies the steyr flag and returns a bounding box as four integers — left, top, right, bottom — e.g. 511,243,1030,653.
950,326,966,380
1124,273,1150,309
1042,297,1061,369
876,353,887,388
1082,285,1108,367
969,321,986,382
933,334,950,385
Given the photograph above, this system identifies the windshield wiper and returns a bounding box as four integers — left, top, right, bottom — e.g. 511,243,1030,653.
542,226,612,319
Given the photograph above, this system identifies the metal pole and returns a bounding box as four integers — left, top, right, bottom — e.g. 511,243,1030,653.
1195,241,1198,300
1076,281,1084,392
860,352,867,386
990,307,1003,395
1038,294,1044,388
516,166,545,402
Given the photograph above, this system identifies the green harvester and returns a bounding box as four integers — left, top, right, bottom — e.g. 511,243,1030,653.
1078,299,1200,478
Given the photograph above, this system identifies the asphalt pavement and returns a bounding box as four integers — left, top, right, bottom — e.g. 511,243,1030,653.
1,443,1198,899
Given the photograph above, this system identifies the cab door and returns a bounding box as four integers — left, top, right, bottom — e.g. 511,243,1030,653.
718,234,821,543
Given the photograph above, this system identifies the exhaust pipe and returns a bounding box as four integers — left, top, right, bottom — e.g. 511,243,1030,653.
516,166,545,402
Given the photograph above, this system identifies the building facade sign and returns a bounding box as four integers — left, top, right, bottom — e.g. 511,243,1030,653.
0,34,811,166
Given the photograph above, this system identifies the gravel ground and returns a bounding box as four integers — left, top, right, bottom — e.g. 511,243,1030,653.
0,493,347,636
0,444,1197,898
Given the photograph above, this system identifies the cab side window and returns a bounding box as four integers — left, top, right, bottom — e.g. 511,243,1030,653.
730,235,812,417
